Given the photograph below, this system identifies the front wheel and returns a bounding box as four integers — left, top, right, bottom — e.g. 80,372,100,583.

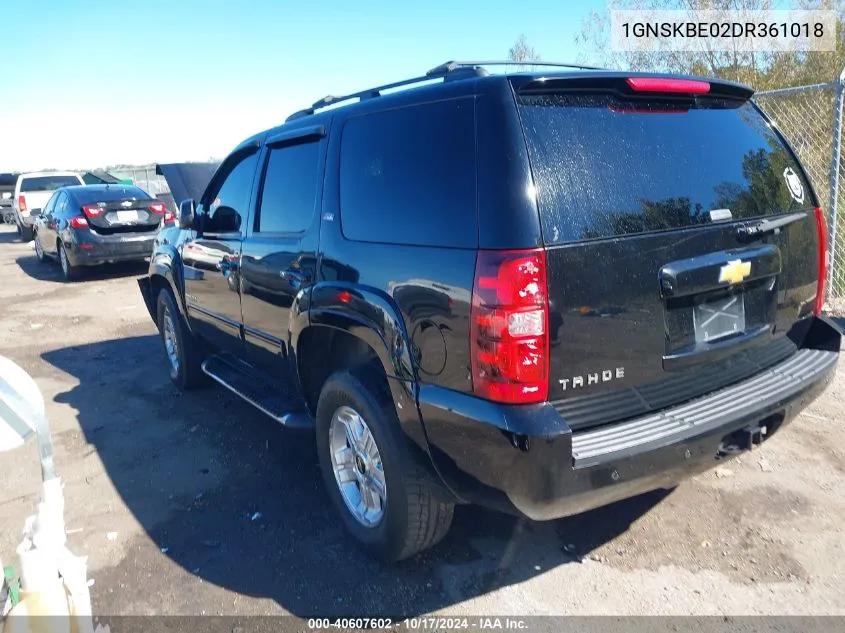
156,287,205,390
34,232,47,263
316,365,454,561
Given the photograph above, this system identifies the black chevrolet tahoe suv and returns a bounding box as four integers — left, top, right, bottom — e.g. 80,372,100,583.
139,60,841,562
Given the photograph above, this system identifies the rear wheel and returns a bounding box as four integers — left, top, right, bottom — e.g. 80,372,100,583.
58,242,81,281
316,365,454,561
20,224,33,241
156,287,205,390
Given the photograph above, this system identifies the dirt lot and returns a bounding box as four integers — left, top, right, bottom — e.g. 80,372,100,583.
0,223,844,617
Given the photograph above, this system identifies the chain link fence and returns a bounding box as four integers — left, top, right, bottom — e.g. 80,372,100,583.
108,165,169,197
754,67,845,313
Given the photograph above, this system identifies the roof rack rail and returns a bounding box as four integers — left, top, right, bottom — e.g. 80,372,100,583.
285,65,488,123
425,60,609,76
285,59,600,123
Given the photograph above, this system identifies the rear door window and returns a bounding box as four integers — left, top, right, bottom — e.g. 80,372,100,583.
20,176,82,192
339,98,477,248
256,141,321,234
517,94,814,244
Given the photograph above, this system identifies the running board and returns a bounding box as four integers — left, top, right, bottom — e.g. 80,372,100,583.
202,355,313,429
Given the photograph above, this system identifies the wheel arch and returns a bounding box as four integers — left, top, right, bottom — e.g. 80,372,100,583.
295,321,406,417
295,285,441,486
298,321,457,506
138,244,191,329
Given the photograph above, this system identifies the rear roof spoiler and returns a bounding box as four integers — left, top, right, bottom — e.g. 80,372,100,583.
512,72,755,101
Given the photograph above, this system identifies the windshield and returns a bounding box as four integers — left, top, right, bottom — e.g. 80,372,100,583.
517,95,814,244
20,175,82,192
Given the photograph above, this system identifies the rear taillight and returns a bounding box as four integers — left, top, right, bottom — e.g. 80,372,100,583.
470,249,550,404
626,77,710,94
149,202,166,214
814,206,828,316
163,211,176,223
82,205,103,218
69,217,88,229
18,195,27,213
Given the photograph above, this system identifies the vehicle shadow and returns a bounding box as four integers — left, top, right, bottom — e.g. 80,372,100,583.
42,335,670,617
15,254,148,284
0,226,22,244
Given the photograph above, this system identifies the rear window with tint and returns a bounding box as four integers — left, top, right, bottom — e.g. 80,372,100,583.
74,187,151,205
20,175,82,192
517,95,814,244
339,98,477,248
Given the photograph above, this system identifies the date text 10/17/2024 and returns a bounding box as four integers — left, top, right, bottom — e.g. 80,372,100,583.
306,617,530,631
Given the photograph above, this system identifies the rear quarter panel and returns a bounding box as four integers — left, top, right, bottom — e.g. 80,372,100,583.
315,97,479,395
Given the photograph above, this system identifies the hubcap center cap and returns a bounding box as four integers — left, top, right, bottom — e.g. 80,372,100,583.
355,454,367,475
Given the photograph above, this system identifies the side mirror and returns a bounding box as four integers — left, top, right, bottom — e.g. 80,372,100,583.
179,198,198,231
0,355,44,453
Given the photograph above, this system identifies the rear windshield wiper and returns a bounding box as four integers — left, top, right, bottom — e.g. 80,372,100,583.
735,212,807,242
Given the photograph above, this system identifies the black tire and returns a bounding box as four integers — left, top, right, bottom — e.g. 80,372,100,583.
156,287,205,390
316,365,454,561
20,224,33,241
58,242,81,281
34,231,48,263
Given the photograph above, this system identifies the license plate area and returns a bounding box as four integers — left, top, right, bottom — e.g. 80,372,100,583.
114,210,139,223
693,293,746,343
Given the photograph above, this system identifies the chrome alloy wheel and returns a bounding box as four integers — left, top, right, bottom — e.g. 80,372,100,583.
34,235,44,259
162,306,180,375
329,405,387,527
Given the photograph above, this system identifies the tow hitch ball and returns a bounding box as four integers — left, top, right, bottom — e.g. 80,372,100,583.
716,424,768,459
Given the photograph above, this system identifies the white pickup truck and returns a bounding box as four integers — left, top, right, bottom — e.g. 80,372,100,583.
13,172,85,240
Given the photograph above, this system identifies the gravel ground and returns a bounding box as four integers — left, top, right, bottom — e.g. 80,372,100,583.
0,223,844,617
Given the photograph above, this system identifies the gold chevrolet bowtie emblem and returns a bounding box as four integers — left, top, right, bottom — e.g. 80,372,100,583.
719,259,751,285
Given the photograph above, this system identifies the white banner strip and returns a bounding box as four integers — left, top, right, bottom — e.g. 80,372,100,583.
611,9,837,53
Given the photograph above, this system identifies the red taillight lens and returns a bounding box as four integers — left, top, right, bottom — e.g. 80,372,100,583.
163,211,176,223
814,206,828,316
18,195,27,213
626,77,710,94
471,249,549,404
149,202,166,214
82,204,103,218
69,216,88,228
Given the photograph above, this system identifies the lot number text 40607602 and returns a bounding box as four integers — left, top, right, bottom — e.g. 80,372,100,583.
306,617,529,631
